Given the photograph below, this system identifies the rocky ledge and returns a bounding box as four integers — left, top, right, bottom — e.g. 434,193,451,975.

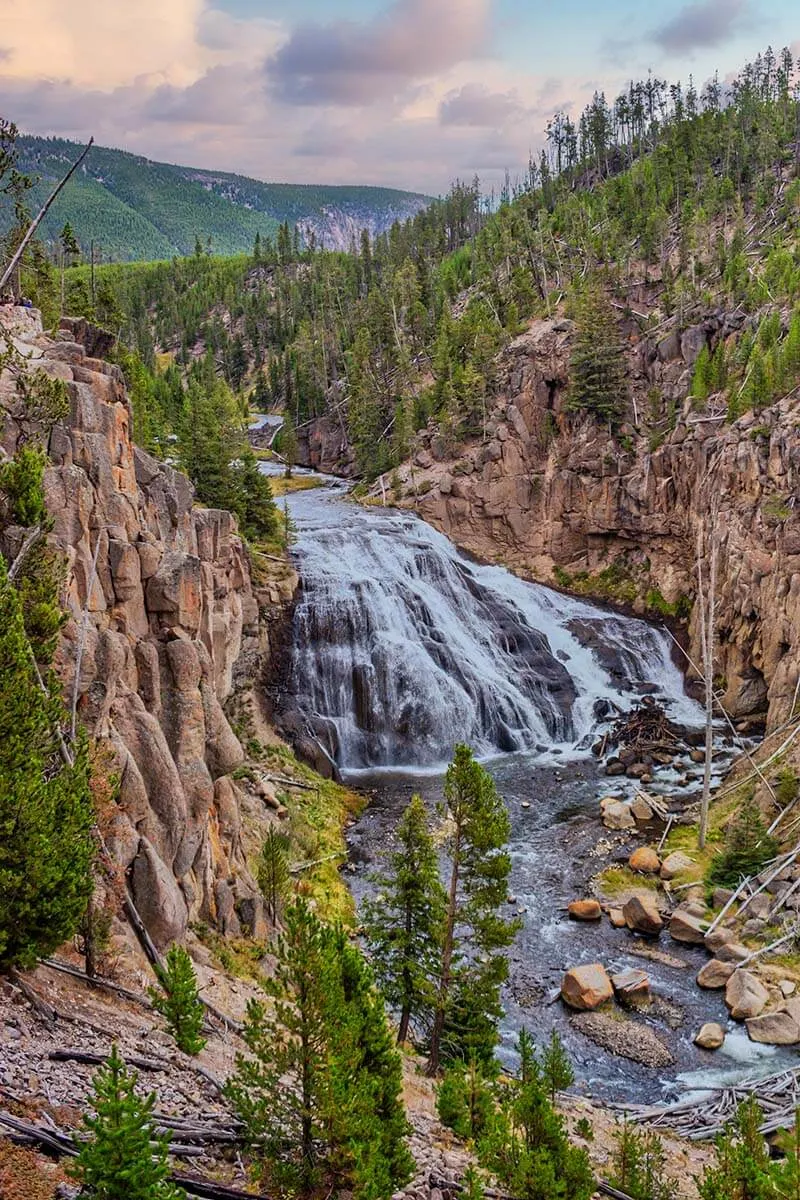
0,307,297,948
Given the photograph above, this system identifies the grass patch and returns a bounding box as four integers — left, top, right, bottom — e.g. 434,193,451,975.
195,927,269,982
595,866,662,898
268,475,325,498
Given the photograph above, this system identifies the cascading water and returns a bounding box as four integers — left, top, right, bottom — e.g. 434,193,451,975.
280,480,701,771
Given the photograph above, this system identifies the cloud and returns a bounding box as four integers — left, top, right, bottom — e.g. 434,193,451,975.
439,83,526,128
652,0,749,55
266,0,490,106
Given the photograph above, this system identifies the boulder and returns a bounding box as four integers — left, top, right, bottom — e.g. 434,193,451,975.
602,800,635,830
130,838,188,949
712,887,735,908
629,847,661,874
695,1023,726,1050
561,964,614,1011
746,1011,800,1045
747,893,773,920
716,942,750,964
779,980,797,998
568,899,602,921
631,794,655,821
669,910,708,945
725,970,770,1021
623,894,663,936
611,968,650,1004
697,959,737,989
660,851,693,880
608,907,627,928
705,926,737,954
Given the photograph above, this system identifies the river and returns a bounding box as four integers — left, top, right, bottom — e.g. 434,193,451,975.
261,455,792,1104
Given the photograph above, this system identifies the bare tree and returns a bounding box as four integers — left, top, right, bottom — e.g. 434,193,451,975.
696,503,719,850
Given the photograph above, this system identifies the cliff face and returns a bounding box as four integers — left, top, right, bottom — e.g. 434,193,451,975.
389,317,800,730
0,307,295,948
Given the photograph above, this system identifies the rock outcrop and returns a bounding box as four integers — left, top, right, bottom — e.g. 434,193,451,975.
0,307,296,947
389,316,800,731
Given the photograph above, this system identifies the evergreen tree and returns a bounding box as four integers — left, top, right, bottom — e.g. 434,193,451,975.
0,560,95,971
257,826,291,926
427,746,519,1075
698,1098,774,1200
70,1045,185,1200
610,1119,671,1200
706,796,778,889
277,410,299,478
436,1058,495,1142
567,282,629,424
362,794,446,1044
226,900,411,1198
542,1030,575,1104
149,945,207,1055
481,1031,594,1200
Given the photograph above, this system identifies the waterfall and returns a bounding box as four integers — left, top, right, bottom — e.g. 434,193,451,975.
278,482,700,772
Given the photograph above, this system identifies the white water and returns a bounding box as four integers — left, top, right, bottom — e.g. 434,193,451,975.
284,484,702,771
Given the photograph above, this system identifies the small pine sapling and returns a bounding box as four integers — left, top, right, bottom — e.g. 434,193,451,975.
149,945,206,1055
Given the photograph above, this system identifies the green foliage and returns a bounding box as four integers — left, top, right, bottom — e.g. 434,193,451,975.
363,794,446,1045
706,795,778,889
480,1030,594,1200
149,945,207,1056
436,1059,496,1142
0,443,48,526
257,827,291,926
70,1045,185,1200
609,1118,672,1200
698,1098,774,1200
225,900,412,1198
567,282,628,424
574,1117,594,1142
0,560,95,970
541,1030,575,1104
429,745,520,1074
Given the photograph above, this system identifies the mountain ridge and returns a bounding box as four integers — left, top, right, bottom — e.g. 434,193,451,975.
7,134,434,260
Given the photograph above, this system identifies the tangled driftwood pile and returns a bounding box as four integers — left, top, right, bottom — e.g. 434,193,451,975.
620,1064,800,1141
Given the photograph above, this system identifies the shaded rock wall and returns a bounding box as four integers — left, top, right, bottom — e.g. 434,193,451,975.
390,318,800,730
0,307,295,947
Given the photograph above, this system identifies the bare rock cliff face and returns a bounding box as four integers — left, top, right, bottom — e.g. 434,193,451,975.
0,307,294,948
394,318,800,730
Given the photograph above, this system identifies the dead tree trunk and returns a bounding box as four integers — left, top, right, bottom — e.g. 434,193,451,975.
696,505,719,850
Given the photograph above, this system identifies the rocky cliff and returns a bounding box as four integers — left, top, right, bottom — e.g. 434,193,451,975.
386,316,800,731
0,306,296,949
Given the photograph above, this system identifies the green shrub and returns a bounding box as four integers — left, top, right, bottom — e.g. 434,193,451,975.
149,945,207,1055
706,796,778,889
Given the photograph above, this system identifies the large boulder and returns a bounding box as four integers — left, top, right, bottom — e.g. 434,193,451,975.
705,926,737,954
568,899,602,921
611,968,650,1005
669,909,708,945
695,1023,726,1050
725,970,770,1021
697,959,737,989
746,1011,800,1045
629,847,661,874
602,801,635,830
623,893,663,936
561,964,614,1011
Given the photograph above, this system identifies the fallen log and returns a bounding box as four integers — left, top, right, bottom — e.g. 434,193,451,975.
49,1048,169,1072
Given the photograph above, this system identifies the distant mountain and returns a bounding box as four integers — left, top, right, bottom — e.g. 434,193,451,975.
8,135,434,261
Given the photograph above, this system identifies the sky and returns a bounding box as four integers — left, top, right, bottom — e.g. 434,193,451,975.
0,0,798,194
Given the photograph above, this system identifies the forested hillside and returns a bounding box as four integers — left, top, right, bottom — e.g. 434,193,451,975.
56,49,800,485
5,135,432,260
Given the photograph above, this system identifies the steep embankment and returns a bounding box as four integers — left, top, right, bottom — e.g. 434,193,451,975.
0,305,297,950
384,315,799,732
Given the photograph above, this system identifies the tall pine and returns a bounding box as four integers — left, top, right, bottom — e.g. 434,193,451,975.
428,745,519,1074
567,282,629,424
363,794,446,1044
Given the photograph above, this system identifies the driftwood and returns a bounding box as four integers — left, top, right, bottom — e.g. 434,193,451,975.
264,772,318,793
290,851,346,875
621,1062,800,1140
49,1048,168,1072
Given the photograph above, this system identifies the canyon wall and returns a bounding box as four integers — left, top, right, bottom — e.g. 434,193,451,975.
0,307,295,948
389,317,800,730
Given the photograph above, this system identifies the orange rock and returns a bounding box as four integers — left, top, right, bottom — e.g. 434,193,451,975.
561,964,614,1011
568,899,602,921
629,847,661,874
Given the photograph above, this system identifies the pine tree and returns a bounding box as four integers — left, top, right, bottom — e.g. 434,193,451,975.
427,746,519,1075
70,1045,185,1200
0,560,95,971
257,826,291,925
698,1098,774,1200
362,794,446,1044
149,945,206,1056
567,282,629,424
542,1030,575,1104
225,900,411,1198
436,1058,495,1142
